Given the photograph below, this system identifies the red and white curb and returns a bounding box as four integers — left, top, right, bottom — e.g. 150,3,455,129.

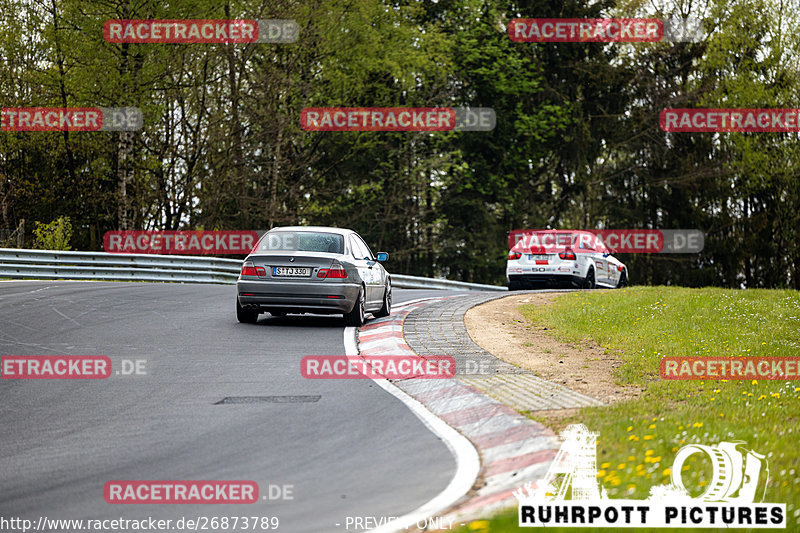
355,297,560,531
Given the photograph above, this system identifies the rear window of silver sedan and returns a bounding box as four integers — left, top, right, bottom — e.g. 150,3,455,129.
258,231,345,254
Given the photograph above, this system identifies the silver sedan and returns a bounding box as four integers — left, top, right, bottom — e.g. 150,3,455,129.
235,226,391,326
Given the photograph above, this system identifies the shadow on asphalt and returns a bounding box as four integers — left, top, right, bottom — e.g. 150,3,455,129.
240,313,352,328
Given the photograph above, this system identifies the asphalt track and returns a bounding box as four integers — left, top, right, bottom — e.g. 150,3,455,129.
0,281,468,532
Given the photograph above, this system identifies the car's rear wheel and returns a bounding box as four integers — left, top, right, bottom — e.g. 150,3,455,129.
344,286,366,327
236,298,259,324
583,268,595,290
616,271,628,289
374,281,392,318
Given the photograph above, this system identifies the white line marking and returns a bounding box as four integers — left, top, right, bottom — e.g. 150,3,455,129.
391,296,440,309
345,327,480,533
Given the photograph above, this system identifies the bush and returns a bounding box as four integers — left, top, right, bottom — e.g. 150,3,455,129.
33,216,73,250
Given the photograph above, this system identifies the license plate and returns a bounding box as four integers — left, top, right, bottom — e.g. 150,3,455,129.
273,267,311,277
528,254,550,260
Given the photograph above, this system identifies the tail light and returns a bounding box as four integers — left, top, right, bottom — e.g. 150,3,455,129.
241,261,258,276
318,263,347,279
618,265,625,272
508,252,522,260
241,261,266,276
559,251,577,260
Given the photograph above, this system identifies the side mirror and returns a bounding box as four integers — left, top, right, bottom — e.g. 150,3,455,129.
376,252,389,262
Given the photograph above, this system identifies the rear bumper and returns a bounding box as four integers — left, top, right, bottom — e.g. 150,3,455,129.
236,278,360,314
508,273,584,287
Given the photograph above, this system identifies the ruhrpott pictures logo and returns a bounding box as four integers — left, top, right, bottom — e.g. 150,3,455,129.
515,424,785,528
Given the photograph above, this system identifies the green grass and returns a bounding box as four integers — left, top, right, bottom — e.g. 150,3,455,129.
455,286,800,532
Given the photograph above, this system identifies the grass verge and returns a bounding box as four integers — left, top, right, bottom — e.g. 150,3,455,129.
453,286,800,532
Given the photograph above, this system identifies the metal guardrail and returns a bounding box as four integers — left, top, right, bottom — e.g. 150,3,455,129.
0,248,240,284
0,248,506,291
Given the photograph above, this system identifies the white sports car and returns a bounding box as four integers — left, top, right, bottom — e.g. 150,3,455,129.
506,230,628,290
